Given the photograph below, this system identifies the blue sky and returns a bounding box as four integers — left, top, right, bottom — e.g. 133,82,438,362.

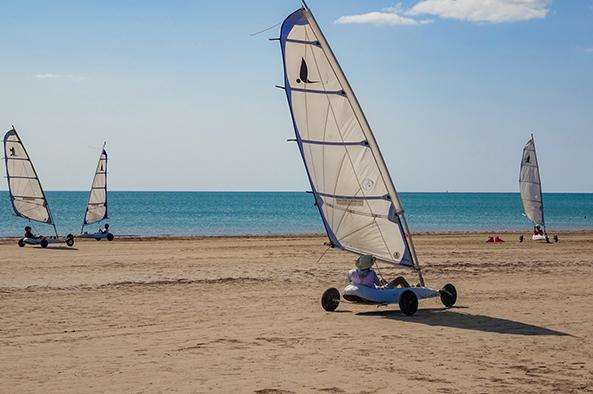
0,0,591,192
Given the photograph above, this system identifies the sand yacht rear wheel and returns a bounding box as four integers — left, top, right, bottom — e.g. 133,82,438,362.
321,288,340,312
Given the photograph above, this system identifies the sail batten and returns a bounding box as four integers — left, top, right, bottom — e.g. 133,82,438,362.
519,135,545,227
3,127,53,225
279,7,418,269
82,144,108,227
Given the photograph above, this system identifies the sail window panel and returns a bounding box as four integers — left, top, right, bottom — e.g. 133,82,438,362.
319,195,399,263
336,217,393,263
86,206,106,224
519,165,540,185
89,188,106,204
92,173,106,189
13,199,49,223
7,157,37,179
290,91,366,143
285,29,342,94
302,144,387,199
9,177,44,198
5,139,30,160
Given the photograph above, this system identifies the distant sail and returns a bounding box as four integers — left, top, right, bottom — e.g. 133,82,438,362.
2,127,52,224
519,136,544,226
83,145,108,225
279,7,415,267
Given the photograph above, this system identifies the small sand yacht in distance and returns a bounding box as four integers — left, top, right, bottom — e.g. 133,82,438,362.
3,126,74,248
79,143,114,241
519,134,555,243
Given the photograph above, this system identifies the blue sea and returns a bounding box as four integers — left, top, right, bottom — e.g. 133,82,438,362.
0,191,592,237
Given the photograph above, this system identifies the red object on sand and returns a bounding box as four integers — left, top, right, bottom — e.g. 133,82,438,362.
486,236,495,243
494,236,505,243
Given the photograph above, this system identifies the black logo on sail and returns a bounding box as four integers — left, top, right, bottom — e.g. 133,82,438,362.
525,155,530,163
296,58,318,84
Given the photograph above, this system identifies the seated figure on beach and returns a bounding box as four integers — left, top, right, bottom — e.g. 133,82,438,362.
347,255,410,289
24,226,40,239
534,225,544,236
99,223,110,234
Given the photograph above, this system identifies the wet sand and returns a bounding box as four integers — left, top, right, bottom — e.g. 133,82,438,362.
1,233,592,393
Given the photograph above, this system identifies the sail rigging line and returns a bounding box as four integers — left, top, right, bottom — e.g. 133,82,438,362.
303,13,399,269
249,21,283,37
313,244,332,266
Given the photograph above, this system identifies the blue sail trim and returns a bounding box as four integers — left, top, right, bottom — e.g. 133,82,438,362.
280,9,341,249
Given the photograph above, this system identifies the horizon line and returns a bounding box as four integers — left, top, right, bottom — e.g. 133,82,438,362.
1,189,592,194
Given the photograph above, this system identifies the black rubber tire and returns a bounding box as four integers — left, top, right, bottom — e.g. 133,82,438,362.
18,239,25,247
66,234,74,240
321,288,340,312
95,237,101,241
399,290,418,316
107,233,114,241
440,283,457,308
66,238,75,247
40,239,49,248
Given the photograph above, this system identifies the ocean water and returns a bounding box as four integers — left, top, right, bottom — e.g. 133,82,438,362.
0,191,592,237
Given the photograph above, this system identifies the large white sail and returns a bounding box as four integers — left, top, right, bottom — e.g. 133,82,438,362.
3,127,53,225
83,144,108,226
519,135,544,227
279,5,418,269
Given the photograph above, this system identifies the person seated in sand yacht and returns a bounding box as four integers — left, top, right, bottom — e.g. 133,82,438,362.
347,254,410,289
99,223,110,234
24,226,41,239
534,225,544,236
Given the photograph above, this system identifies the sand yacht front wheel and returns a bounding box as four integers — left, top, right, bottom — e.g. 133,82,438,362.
440,283,457,308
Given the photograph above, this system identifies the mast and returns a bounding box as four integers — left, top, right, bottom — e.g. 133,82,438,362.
298,4,425,285
530,133,547,235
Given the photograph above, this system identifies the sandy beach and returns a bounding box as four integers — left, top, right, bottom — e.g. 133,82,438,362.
1,232,592,393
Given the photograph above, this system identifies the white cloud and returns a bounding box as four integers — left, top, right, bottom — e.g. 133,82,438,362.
586,47,593,53
35,73,59,79
336,0,550,26
35,73,82,81
407,0,550,23
336,11,431,26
